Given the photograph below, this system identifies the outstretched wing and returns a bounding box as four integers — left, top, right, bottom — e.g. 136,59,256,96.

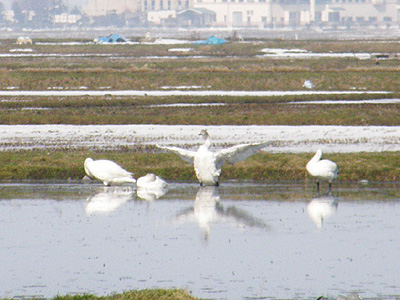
222,205,270,229
157,145,196,164
215,142,270,168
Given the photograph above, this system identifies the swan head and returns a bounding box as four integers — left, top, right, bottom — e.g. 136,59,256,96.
199,129,210,139
143,173,157,182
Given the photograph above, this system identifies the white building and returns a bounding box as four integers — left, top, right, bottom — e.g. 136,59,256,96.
3,10,14,23
54,13,81,24
82,0,400,27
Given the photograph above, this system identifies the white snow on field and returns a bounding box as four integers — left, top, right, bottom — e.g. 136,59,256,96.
290,98,400,104
168,48,194,52
1,124,400,153
9,48,34,52
0,90,390,97
147,102,226,108
261,48,372,59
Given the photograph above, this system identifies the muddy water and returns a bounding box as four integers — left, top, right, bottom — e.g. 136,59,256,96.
0,181,400,300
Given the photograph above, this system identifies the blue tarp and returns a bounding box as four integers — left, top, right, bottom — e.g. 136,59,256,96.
96,34,127,44
192,36,227,45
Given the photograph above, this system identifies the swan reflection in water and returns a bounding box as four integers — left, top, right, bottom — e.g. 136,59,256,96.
172,186,269,239
307,192,338,228
137,186,168,201
85,186,136,215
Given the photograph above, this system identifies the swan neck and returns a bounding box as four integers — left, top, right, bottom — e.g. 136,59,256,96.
203,136,211,147
311,150,322,162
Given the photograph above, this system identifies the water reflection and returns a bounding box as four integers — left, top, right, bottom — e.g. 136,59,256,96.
307,192,338,228
2,182,400,300
173,186,268,239
136,186,168,201
85,186,136,215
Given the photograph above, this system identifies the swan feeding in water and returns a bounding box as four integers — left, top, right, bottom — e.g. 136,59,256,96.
157,129,269,186
306,149,338,192
84,158,136,186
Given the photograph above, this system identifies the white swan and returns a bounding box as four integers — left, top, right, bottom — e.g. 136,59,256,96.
303,79,314,89
136,173,169,201
306,149,338,192
84,158,136,186
157,129,269,186
137,173,168,190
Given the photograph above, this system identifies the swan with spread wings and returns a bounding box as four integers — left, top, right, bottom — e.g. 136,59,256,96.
157,129,269,186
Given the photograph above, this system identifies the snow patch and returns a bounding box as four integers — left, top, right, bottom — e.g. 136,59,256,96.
1,124,399,153
0,90,390,97
261,48,371,59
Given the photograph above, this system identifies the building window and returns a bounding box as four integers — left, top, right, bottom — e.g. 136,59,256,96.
185,0,189,7
168,0,171,8
384,17,392,22
356,16,364,22
160,0,163,9
368,17,377,22
144,0,148,10
261,16,267,22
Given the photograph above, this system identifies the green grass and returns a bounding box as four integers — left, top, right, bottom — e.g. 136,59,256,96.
1,61,400,91
1,150,399,182
1,39,400,92
1,96,400,125
0,289,200,300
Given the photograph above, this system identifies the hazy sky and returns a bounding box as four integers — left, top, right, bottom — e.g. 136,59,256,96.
2,0,88,9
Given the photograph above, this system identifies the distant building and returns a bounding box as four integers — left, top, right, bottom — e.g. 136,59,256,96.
83,0,139,16
54,13,81,24
3,10,15,23
82,0,400,27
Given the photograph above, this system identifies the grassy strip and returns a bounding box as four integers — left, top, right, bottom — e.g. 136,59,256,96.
1,150,399,182
1,99,400,125
13,289,200,300
1,63,400,91
2,38,400,55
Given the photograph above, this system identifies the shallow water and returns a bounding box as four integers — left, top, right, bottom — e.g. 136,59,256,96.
1,181,400,300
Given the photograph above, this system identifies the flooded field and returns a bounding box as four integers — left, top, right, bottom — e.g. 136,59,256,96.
1,181,400,300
